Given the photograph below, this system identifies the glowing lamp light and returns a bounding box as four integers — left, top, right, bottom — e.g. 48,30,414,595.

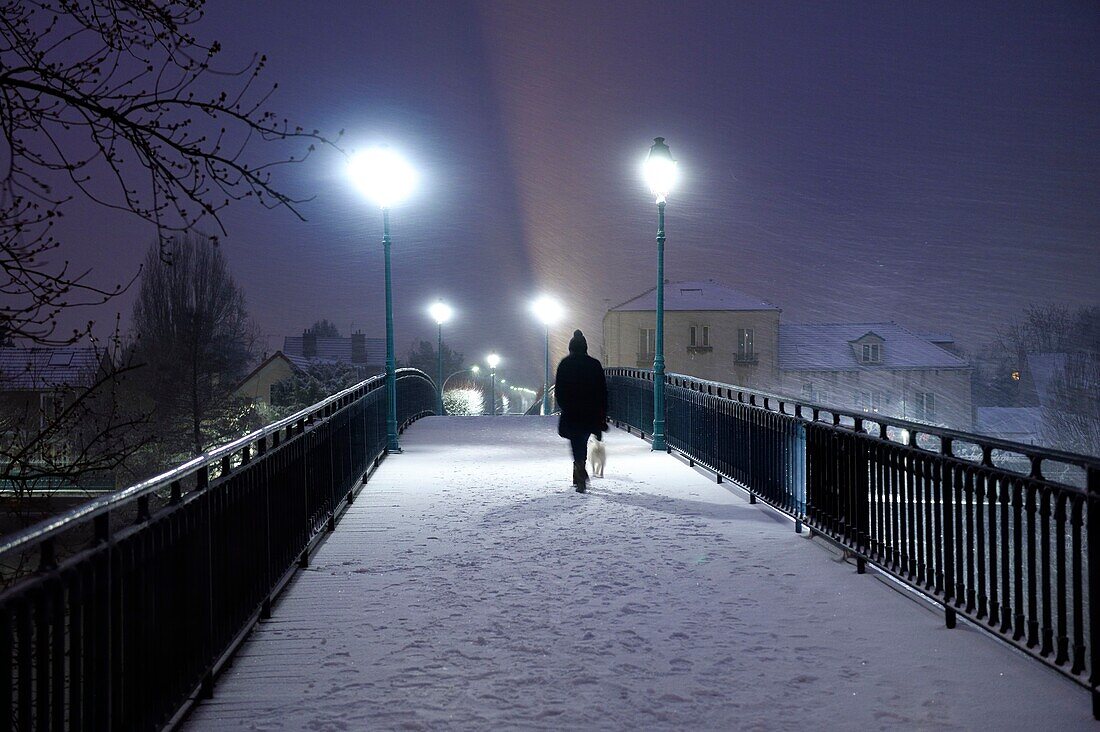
486,353,500,369
471,365,480,374
643,136,678,203
532,296,564,326
347,146,417,208
429,300,453,325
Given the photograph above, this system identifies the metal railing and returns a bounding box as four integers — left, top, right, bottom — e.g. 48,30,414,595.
524,385,558,416
0,368,437,731
607,367,1100,717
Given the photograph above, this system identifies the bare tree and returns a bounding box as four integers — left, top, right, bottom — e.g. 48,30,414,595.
129,232,254,463
1,0,337,490
1042,352,1100,458
1,0,338,345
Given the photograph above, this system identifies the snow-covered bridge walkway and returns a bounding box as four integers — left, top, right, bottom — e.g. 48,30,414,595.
185,417,1088,730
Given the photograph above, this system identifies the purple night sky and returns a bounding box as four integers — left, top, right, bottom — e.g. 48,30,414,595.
55,0,1099,388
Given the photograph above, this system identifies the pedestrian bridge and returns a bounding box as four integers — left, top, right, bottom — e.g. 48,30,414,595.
1,369,1096,729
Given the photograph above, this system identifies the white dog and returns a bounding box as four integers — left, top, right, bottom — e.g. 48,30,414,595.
588,436,606,479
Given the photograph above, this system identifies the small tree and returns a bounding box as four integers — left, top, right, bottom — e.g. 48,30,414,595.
308,320,342,338
402,340,464,382
270,361,360,416
129,233,254,462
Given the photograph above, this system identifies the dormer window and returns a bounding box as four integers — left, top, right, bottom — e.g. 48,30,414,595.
851,332,885,364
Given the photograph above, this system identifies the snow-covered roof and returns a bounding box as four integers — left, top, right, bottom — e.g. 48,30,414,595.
778,322,969,371
0,347,101,391
610,280,779,312
975,407,1044,443
283,335,385,365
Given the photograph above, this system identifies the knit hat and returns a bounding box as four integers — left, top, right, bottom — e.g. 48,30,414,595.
568,329,588,354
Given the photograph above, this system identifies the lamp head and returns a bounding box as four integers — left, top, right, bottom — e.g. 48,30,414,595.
347,146,417,208
643,136,677,203
532,296,564,326
486,353,500,369
428,300,453,325
471,365,480,374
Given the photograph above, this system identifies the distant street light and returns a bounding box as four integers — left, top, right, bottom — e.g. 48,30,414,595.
442,364,478,393
428,300,453,414
532,296,564,415
486,353,501,416
348,146,417,453
643,136,678,452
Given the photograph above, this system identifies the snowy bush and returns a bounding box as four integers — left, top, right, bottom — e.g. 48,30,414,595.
443,388,484,416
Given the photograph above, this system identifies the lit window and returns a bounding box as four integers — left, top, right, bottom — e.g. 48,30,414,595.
737,328,754,361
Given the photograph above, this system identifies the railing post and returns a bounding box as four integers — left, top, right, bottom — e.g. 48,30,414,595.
1088,465,1100,719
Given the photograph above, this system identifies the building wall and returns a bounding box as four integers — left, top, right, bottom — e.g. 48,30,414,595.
778,368,973,430
236,358,296,406
602,309,781,390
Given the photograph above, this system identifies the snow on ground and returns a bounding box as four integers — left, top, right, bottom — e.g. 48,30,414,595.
185,416,1090,731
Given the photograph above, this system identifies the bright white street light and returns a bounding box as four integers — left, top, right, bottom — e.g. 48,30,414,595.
471,365,480,374
348,146,417,208
643,136,678,203
486,353,500,369
532,296,564,326
429,300,453,325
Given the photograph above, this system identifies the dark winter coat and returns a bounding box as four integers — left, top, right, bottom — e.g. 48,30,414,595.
555,330,608,440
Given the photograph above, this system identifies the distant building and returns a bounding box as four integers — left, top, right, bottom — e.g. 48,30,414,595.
975,407,1044,445
235,351,306,406
237,330,385,407
282,330,384,374
602,281,781,391
777,322,972,429
602,280,973,429
0,346,106,461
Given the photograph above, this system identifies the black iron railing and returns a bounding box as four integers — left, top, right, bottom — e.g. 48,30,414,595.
0,368,436,731
607,367,1100,716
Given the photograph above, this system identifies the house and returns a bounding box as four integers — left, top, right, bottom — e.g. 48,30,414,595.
282,330,385,373
602,280,781,390
777,322,973,429
602,279,974,430
236,330,386,407
0,346,106,460
235,351,308,406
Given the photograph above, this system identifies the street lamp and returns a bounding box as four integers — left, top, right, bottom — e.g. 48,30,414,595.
428,300,453,415
643,136,678,452
442,364,478,393
532,295,564,415
348,145,417,453
486,353,501,416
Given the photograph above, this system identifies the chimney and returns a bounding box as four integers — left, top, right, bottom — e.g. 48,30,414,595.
352,331,366,364
303,329,317,358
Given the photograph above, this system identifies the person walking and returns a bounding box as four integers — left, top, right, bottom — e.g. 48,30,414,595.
554,329,608,492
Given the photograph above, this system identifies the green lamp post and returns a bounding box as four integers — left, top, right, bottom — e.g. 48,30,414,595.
486,353,501,416
643,137,678,452
428,300,453,415
348,146,417,453
531,296,564,415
